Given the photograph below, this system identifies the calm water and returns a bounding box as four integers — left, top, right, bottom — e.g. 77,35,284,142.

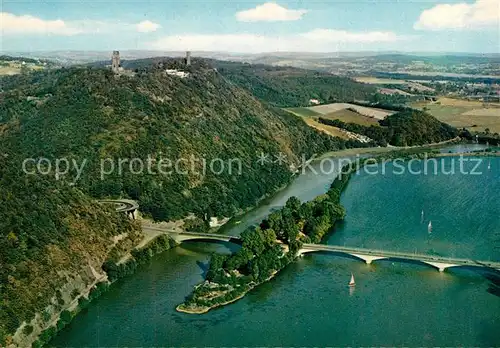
52,152,500,347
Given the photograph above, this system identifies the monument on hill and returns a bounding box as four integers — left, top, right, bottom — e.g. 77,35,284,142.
111,51,120,73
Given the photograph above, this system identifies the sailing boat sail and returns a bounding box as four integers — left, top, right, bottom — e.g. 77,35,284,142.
428,221,432,233
349,273,355,287
488,161,491,170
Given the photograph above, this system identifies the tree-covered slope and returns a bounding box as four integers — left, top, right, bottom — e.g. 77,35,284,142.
0,160,141,344
0,60,350,223
319,109,458,146
95,57,376,108
204,60,376,107
0,58,368,344
380,109,458,146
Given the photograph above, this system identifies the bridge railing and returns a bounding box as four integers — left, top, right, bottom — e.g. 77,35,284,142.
143,227,236,240
301,244,500,267
138,228,500,268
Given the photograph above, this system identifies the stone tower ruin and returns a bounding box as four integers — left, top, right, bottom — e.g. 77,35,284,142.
185,51,191,66
111,51,120,73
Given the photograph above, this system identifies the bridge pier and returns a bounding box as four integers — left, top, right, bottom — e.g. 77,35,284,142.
350,254,387,264
156,231,236,245
127,209,136,220
424,261,457,272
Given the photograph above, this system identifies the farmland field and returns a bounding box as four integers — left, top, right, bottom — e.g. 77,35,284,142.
283,108,367,140
411,98,500,133
435,97,500,108
354,77,407,84
284,107,321,118
301,117,351,139
321,109,380,126
354,76,434,93
308,103,394,120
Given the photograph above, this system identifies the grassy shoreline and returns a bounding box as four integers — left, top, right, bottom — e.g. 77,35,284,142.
176,271,279,314
176,163,354,314
173,145,498,314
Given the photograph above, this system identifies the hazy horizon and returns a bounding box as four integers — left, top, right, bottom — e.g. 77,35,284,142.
2,1,498,53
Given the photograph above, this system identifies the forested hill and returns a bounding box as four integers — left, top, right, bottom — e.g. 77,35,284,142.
211,60,376,107
0,161,141,345
318,109,459,147
0,59,351,223
0,58,361,344
106,57,376,107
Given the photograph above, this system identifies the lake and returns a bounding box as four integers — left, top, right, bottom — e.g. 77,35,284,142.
51,151,500,346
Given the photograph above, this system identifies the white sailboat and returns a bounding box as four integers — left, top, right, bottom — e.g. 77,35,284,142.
348,273,355,287
421,210,424,222
428,221,432,233
488,161,491,170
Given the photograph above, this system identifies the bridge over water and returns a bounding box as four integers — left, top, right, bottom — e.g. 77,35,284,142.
143,227,500,273
102,200,500,273
298,243,500,272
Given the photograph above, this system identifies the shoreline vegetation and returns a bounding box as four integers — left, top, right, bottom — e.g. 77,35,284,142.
37,143,497,345
174,144,498,314
35,235,178,348
36,144,497,345
175,163,356,314
176,271,278,314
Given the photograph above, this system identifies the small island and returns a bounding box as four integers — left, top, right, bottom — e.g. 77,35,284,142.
177,164,354,313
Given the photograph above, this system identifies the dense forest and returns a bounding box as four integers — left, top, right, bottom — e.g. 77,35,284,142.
0,60,355,224
210,60,376,107
0,56,463,344
0,160,141,345
319,109,459,146
0,58,370,343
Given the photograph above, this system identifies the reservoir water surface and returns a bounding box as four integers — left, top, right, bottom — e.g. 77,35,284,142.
52,152,500,346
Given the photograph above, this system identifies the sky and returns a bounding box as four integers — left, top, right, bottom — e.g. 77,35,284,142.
1,0,499,53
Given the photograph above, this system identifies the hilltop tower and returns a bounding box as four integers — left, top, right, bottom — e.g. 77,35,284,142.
111,51,120,73
185,51,191,66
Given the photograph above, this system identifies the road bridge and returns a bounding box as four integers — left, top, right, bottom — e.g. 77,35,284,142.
143,226,242,245
99,199,138,218
144,228,500,273
298,243,500,272
103,200,500,273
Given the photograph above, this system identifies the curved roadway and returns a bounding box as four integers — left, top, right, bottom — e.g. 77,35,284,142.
98,199,139,213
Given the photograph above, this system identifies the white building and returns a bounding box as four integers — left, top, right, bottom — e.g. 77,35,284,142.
165,69,189,78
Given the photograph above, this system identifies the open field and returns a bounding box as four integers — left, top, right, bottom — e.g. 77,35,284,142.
378,88,413,96
462,108,500,117
284,107,321,118
321,109,380,126
285,109,372,142
406,81,434,92
0,62,46,76
308,102,394,120
434,97,500,108
354,77,407,84
354,76,434,93
411,98,500,133
302,117,351,139
0,66,21,75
